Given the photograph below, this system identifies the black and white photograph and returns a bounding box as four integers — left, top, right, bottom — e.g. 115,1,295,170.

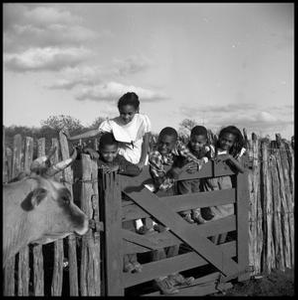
3,3,294,296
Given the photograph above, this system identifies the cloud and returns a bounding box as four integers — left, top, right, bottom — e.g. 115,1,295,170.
4,47,91,72
3,4,103,71
75,82,169,102
179,103,293,136
112,55,152,76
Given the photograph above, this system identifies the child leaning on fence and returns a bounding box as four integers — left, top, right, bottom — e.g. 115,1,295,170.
146,127,196,295
83,132,143,273
177,125,215,224
201,125,246,245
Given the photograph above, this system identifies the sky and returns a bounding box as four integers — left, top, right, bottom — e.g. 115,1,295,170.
3,3,294,139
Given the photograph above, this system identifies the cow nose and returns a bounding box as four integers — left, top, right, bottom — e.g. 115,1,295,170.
75,216,89,236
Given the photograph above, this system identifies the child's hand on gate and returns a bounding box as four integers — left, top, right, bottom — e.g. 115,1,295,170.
83,147,99,160
214,153,231,163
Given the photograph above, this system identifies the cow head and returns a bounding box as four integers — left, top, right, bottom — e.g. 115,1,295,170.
3,147,89,267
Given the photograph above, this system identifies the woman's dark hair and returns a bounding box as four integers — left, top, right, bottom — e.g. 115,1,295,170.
159,127,178,141
217,125,244,157
99,132,118,149
117,92,140,110
190,126,207,138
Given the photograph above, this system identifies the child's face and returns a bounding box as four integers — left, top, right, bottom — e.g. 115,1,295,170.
190,134,207,152
119,104,138,125
219,133,236,151
99,144,119,163
157,135,176,155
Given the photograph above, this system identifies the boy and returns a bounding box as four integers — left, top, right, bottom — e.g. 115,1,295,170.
83,132,142,273
148,127,195,295
177,125,215,224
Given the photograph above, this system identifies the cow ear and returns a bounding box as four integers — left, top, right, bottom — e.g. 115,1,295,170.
21,188,48,211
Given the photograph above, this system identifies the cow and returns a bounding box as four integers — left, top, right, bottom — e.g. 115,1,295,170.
3,147,89,268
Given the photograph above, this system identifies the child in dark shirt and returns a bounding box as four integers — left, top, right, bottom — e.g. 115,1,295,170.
177,125,215,224
148,127,195,295
84,132,142,273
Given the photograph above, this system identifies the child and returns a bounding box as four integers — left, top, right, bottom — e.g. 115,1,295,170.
201,125,246,244
65,92,151,231
177,126,215,224
83,132,142,273
148,127,195,295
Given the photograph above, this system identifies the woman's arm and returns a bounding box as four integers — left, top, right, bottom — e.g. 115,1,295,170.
137,132,151,169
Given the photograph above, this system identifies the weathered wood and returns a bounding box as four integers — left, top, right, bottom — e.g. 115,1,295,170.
122,188,236,221
59,131,79,296
4,257,15,295
260,139,275,273
103,171,124,296
123,185,240,277
3,126,7,182
51,138,64,296
33,138,45,296
124,241,236,288
270,154,285,271
17,137,33,296
236,170,250,281
12,134,23,178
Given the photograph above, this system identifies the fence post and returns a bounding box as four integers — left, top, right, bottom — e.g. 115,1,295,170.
59,132,79,296
18,136,34,296
33,138,45,296
101,171,123,296
236,167,250,282
51,138,64,296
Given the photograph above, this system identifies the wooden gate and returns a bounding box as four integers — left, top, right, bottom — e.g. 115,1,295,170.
100,159,250,296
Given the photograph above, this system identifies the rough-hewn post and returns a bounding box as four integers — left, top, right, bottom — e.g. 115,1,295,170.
51,138,64,296
33,138,45,296
18,136,34,296
59,132,79,296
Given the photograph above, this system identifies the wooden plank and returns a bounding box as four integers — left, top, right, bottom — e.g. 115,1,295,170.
4,257,15,295
103,172,124,296
123,215,236,254
12,134,23,178
236,170,250,281
270,154,285,271
33,138,45,296
59,131,79,296
122,189,235,221
122,185,240,277
51,138,64,296
3,126,7,182
123,241,236,288
17,137,33,296
261,139,275,273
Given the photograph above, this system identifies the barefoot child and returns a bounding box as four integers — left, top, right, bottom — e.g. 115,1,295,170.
201,125,246,244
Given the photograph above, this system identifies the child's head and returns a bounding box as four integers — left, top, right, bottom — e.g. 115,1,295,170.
117,92,140,125
189,126,208,153
157,127,178,155
217,125,244,156
99,132,119,163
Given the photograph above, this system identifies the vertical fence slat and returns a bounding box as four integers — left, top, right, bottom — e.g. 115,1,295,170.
18,136,34,296
59,132,79,296
102,171,123,296
4,134,23,296
51,138,64,296
261,139,275,273
33,138,45,296
236,168,250,281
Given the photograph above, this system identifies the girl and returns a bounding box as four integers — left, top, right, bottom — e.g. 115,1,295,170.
65,92,151,171
65,92,151,273
201,125,246,244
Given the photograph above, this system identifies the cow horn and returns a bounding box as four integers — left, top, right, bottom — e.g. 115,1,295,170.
45,147,77,177
30,146,57,172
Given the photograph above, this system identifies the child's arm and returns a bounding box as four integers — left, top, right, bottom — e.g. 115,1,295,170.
82,147,100,160
118,156,142,176
136,132,151,170
215,154,245,173
63,128,102,142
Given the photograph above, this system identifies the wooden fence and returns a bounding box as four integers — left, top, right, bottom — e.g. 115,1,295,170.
2,131,295,296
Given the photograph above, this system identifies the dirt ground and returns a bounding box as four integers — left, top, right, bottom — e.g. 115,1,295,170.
212,268,295,297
